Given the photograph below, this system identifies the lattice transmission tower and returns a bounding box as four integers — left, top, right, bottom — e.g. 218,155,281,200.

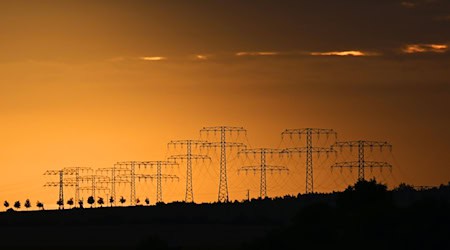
114,161,166,206
43,168,84,209
141,161,179,204
331,140,392,181
167,140,210,203
97,164,132,206
238,148,288,198
281,128,337,194
63,167,92,206
79,174,110,206
200,126,247,203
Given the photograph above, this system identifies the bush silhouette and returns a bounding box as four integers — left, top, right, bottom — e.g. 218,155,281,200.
87,196,95,208
24,199,31,210
14,201,21,210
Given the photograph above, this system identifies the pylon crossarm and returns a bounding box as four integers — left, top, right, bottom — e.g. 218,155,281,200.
239,165,288,173
200,126,246,133
168,140,208,147
202,142,246,148
332,141,392,150
282,128,336,136
44,182,76,187
168,154,210,161
238,148,283,155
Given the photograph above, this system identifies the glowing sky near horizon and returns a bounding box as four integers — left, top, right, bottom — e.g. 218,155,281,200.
0,0,449,209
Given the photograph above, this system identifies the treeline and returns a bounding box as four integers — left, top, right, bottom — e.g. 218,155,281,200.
242,179,450,250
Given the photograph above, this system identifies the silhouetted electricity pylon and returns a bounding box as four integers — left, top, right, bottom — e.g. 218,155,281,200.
141,161,179,203
281,128,337,194
44,168,88,209
79,174,110,206
114,161,164,205
331,140,392,181
62,167,92,207
201,126,247,202
167,140,211,203
238,148,288,198
97,164,132,206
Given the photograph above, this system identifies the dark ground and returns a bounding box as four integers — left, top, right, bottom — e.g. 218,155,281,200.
0,180,449,249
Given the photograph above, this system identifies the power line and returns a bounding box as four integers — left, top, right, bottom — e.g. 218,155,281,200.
238,148,288,198
331,140,393,181
167,140,210,203
281,128,337,194
200,126,247,202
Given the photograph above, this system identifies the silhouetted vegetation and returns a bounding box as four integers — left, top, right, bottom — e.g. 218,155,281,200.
243,179,450,250
0,179,449,249
13,201,20,210
56,199,63,208
3,201,9,210
24,199,31,210
109,196,114,207
98,197,104,207
119,196,126,206
36,201,44,210
87,196,95,208
67,198,74,208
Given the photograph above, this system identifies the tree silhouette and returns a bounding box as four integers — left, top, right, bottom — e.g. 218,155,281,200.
119,196,126,206
24,199,31,210
145,198,150,205
394,183,416,192
97,197,104,207
14,201,21,210
87,196,95,208
4,201,9,210
67,198,74,208
78,200,84,209
36,201,44,210
337,178,392,210
56,199,64,209
109,196,114,207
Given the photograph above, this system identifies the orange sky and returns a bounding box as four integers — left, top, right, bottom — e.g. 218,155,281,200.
0,1,449,209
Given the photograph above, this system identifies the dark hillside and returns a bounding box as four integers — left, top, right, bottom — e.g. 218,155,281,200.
1,181,449,249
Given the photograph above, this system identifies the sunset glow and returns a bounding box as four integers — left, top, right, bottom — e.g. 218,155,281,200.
402,44,448,53
0,0,449,212
310,50,378,56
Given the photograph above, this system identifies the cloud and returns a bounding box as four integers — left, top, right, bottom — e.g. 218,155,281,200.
139,56,167,61
401,1,417,8
435,15,450,21
235,51,279,56
402,44,448,53
309,50,379,57
194,54,214,60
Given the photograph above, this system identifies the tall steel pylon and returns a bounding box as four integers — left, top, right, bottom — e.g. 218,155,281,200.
114,161,163,205
282,128,337,194
167,140,210,203
97,164,132,206
331,140,392,181
62,167,92,206
44,168,80,209
238,148,288,198
79,174,110,206
140,161,179,203
201,126,247,202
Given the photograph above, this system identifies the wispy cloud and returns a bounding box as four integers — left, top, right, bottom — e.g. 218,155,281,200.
309,50,379,57
435,15,450,21
235,51,279,56
401,1,417,8
402,44,448,53
139,56,167,61
193,54,214,60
